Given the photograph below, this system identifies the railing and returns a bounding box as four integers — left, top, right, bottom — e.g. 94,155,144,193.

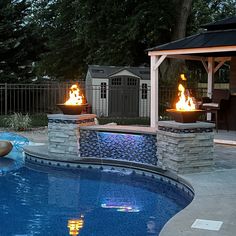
0,83,74,115
0,83,207,118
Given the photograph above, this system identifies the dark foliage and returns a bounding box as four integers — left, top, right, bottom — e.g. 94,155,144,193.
1,0,236,82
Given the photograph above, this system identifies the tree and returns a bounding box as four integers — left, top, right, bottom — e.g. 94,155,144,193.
32,0,236,82
32,0,87,81
159,0,193,85
0,0,46,83
188,0,236,35
34,0,177,80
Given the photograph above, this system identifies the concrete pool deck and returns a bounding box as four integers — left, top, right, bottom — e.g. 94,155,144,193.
161,131,236,236
14,128,236,236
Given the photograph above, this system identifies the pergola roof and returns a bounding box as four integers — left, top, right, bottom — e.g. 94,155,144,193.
202,16,236,31
148,16,236,59
148,30,236,52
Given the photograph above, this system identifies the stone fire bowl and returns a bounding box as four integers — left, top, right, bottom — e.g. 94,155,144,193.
166,109,204,123
57,103,88,115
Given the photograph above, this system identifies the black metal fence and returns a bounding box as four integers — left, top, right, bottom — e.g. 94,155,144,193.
0,83,81,115
0,83,207,117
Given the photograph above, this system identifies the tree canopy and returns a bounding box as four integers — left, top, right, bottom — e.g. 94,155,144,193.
0,0,236,82
0,0,46,82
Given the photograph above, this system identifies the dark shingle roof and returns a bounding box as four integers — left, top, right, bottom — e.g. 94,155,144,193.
88,65,150,80
147,16,236,56
201,16,236,31
148,29,236,52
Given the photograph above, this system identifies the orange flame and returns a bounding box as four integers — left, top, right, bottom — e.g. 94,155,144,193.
176,74,196,111
65,84,84,105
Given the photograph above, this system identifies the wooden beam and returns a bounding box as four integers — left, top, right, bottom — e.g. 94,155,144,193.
153,55,167,70
201,59,208,73
214,59,227,73
214,57,231,62
148,45,236,56
167,54,205,61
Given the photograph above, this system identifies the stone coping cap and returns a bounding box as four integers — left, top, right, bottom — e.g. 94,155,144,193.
158,121,215,129
47,113,96,120
80,125,157,135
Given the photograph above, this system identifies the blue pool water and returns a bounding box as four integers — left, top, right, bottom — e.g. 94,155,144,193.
0,133,193,236
0,132,29,173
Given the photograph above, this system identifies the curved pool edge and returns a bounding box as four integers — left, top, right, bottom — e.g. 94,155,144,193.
159,168,236,236
23,144,194,197
24,144,198,235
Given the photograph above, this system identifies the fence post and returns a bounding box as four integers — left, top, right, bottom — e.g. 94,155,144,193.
5,83,7,115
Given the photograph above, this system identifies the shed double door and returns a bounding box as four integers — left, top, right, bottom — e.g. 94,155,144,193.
109,76,139,117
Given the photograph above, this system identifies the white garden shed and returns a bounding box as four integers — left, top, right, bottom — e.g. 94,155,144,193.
85,65,150,117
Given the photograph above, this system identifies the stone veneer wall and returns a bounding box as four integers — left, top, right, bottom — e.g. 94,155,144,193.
47,114,96,161
157,121,215,174
79,129,157,165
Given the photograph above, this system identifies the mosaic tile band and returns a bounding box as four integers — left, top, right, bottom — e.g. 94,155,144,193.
158,126,213,133
48,118,95,124
79,130,157,166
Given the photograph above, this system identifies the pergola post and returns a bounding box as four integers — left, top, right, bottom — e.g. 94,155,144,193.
150,55,159,127
207,57,214,98
207,57,215,121
150,55,167,127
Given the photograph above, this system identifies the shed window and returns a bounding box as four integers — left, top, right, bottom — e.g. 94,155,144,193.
111,78,122,85
141,83,148,99
101,82,107,99
128,77,137,86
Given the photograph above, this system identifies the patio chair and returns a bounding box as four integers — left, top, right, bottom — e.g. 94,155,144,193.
202,89,230,132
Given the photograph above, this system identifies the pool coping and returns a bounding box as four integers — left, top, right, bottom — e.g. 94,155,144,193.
23,144,194,198
159,167,236,236
80,125,157,135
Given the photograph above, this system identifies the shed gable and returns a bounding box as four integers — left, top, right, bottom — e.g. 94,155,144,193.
109,69,141,79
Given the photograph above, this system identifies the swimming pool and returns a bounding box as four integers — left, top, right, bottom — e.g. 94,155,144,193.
0,132,29,173
0,133,193,236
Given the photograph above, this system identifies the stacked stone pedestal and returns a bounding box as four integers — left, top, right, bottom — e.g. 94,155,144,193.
157,121,215,174
47,114,96,161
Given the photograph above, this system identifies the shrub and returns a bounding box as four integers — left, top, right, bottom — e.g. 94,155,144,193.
5,113,31,131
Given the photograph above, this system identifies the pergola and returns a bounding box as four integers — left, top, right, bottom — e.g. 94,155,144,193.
148,16,236,127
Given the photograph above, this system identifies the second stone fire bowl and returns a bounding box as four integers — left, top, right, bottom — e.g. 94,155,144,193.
166,109,204,123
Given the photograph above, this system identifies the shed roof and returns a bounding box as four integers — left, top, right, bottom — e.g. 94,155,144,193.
88,65,150,80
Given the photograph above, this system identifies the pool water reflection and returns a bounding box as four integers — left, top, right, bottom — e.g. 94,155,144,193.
0,165,192,236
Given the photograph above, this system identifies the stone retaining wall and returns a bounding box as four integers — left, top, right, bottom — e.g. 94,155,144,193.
47,114,96,160
157,121,215,174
